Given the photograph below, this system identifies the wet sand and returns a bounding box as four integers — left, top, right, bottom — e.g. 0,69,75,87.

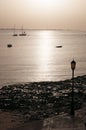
0,111,23,130
8,120,43,130
6,110,85,130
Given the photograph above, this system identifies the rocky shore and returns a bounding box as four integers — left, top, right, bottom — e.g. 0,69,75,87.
0,75,86,122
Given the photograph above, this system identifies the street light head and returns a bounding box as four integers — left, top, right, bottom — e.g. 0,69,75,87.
71,59,76,70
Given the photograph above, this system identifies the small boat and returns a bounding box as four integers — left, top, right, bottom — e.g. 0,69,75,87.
56,45,62,48
13,34,18,36
7,44,12,48
19,25,27,36
13,25,18,36
19,32,26,36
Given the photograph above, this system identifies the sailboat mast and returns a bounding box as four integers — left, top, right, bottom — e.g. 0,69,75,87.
22,25,23,34
14,24,15,34
19,25,26,36
13,24,18,36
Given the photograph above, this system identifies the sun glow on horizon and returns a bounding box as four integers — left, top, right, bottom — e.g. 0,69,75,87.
29,0,68,9
0,0,86,30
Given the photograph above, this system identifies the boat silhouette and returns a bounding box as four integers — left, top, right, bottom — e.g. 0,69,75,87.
56,45,62,48
13,25,18,36
7,44,12,48
19,25,27,36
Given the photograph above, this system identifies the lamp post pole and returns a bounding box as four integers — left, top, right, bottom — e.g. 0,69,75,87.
71,60,76,116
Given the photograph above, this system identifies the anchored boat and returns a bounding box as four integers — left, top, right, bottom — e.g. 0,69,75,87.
56,45,62,48
7,44,12,48
13,25,18,36
19,25,27,36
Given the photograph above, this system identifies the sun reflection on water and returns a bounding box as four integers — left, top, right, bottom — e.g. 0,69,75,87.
37,31,54,73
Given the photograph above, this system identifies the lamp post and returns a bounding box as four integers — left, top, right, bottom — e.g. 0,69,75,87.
71,59,76,116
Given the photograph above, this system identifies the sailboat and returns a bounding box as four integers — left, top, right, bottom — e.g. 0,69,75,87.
19,25,27,36
13,25,18,36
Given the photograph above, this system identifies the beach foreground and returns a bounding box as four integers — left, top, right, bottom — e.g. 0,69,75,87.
0,109,85,130
0,75,86,130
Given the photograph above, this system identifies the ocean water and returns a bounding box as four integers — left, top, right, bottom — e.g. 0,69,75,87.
0,29,86,87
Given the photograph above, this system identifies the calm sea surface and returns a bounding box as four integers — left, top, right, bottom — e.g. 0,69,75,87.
0,29,86,87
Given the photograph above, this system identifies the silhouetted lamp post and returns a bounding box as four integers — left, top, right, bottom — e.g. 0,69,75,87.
71,59,76,116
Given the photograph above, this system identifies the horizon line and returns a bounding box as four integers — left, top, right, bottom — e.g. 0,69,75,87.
0,28,86,32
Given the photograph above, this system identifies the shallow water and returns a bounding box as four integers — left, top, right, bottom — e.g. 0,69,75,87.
0,29,86,87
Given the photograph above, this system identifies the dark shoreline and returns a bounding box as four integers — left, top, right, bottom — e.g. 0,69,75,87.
1,75,85,89
0,75,86,121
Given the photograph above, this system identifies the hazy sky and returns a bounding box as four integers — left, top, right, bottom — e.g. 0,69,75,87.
0,0,86,30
